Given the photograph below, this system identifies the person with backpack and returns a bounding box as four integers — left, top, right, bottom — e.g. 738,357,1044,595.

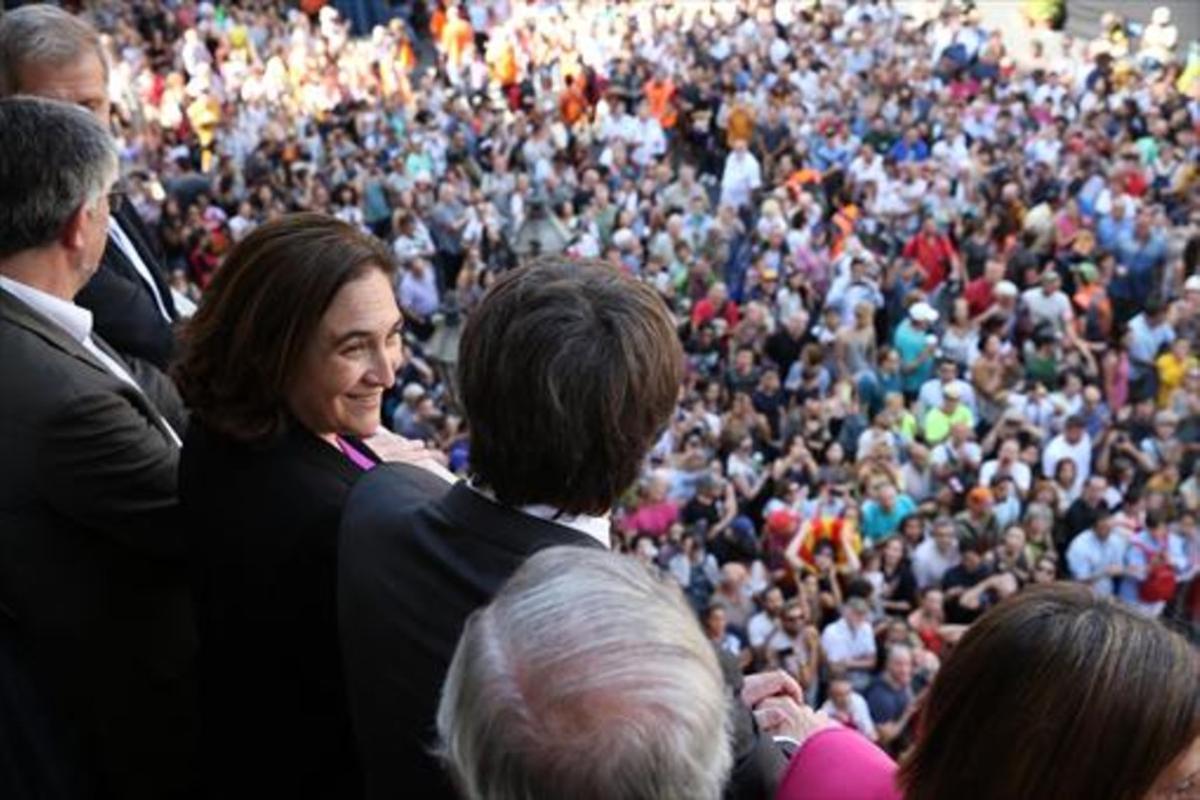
1119,513,1190,617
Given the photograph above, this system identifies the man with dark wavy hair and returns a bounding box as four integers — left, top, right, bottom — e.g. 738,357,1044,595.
339,256,787,798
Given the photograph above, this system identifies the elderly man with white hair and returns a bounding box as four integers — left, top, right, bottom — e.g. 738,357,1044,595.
437,547,890,800
437,547,734,800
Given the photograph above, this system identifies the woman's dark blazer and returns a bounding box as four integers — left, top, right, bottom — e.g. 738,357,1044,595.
180,419,377,799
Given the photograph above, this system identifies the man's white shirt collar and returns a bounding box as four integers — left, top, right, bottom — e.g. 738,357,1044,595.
0,275,183,447
0,275,93,344
468,482,611,549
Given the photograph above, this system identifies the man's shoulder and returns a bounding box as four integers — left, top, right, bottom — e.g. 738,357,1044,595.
342,464,452,532
0,311,106,405
821,618,849,639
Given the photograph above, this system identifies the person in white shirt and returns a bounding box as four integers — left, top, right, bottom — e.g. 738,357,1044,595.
912,518,962,590
1043,416,1093,496
746,585,786,652
848,144,887,189
629,102,667,169
1020,270,1074,336
819,673,877,742
820,597,877,691
720,138,762,211
979,439,1033,497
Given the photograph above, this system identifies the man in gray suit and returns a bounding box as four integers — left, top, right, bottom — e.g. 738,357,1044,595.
0,4,184,369
0,98,194,799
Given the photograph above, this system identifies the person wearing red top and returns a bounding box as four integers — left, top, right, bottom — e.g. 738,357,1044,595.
902,218,961,292
692,281,741,329
964,259,1005,318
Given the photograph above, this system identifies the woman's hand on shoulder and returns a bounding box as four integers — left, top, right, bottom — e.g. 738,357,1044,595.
364,428,456,483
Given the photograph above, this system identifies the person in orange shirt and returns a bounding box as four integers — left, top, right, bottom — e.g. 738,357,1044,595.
1071,261,1113,343
559,73,589,126
785,165,823,196
829,202,860,257
725,92,755,146
644,70,677,129
429,3,446,42
441,6,474,73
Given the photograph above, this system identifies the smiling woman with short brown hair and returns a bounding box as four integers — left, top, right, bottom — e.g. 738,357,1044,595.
174,213,410,798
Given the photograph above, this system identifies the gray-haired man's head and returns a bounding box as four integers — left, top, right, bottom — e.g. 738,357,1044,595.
437,547,733,800
0,97,117,272
0,4,109,123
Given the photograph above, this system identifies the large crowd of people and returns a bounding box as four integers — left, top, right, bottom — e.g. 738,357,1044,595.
1,0,1200,798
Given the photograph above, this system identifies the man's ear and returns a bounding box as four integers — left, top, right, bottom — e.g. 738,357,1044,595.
59,200,92,255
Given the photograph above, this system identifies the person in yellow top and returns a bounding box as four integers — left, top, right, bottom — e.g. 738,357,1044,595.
923,384,975,445
486,32,519,89
1156,337,1197,407
885,392,919,444
186,90,221,172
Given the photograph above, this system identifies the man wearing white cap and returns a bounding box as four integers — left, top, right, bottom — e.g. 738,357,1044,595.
893,301,939,398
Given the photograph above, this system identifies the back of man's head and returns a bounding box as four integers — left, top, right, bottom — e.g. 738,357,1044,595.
458,256,683,515
437,547,732,800
0,5,106,100
0,96,116,261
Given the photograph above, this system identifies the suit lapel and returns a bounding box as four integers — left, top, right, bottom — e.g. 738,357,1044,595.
102,227,141,282
116,202,154,256
114,202,177,318
0,290,180,444
0,290,115,380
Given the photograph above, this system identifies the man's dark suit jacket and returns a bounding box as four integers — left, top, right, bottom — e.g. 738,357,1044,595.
0,289,195,800
339,465,785,800
180,421,374,798
75,199,178,370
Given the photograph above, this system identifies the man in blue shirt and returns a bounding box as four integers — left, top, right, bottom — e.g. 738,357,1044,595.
862,483,918,544
893,302,939,397
865,644,916,752
888,128,930,163
1066,512,1128,597
1111,212,1167,314
1095,202,1134,252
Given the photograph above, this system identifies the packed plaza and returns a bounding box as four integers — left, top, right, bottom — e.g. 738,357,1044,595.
1,0,1199,798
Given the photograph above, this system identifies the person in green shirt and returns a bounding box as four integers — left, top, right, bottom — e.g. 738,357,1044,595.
1024,331,1060,388
923,384,975,445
